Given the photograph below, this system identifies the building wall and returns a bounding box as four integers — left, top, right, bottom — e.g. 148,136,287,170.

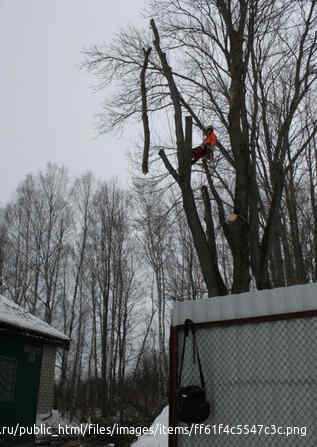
36,344,56,415
171,315,316,446
0,334,43,444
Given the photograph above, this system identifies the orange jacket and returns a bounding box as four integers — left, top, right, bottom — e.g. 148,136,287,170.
204,132,217,147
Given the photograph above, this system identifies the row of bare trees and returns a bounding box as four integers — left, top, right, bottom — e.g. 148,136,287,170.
0,148,316,420
0,161,217,421
0,164,172,421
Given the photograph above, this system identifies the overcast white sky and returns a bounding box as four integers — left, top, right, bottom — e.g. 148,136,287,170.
0,0,149,206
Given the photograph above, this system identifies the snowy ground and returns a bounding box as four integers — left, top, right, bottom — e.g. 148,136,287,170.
36,407,169,447
132,407,168,447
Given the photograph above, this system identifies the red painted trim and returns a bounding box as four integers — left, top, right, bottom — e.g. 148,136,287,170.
173,309,317,331
168,325,178,447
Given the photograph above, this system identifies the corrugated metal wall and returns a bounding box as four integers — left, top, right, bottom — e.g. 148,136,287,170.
175,316,316,445
171,284,317,446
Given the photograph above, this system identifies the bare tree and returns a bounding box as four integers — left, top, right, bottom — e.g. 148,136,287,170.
87,180,138,417
165,202,208,300
3,164,72,316
65,172,95,419
0,209,7,295
83,0,317,294
134,192,172,395
306,130,317,281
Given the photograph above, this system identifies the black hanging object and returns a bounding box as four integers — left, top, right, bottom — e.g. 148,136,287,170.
177,319,210,424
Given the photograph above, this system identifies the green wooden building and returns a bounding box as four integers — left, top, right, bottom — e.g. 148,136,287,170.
0,295,70,445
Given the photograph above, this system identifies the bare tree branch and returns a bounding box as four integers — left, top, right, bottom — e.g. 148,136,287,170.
141,47,152,175
158,149,180,183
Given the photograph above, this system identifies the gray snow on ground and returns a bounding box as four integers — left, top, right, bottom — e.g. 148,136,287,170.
132,406,168,447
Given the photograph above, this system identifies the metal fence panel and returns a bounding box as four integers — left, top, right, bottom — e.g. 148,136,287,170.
177,317,317,446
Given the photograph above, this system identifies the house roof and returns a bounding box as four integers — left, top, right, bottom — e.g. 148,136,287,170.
172,282,317,327
0,295,70,348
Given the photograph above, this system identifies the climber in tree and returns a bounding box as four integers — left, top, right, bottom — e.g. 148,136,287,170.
191,126,217,165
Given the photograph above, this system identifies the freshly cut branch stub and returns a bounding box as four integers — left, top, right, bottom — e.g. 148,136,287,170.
227,213,239,223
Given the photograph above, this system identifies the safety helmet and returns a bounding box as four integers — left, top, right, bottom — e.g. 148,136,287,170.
204,125,214,134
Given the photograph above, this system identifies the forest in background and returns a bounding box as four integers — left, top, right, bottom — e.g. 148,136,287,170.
1,0,317,428
0,150,315,423
0,164,203,424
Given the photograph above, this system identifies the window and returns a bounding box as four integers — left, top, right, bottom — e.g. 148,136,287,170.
0,356,17,402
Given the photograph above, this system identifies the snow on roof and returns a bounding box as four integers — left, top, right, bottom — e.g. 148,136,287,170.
172,282,317,326
0,295,69,342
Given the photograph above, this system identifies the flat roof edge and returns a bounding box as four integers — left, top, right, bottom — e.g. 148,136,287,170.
172,283,317,326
